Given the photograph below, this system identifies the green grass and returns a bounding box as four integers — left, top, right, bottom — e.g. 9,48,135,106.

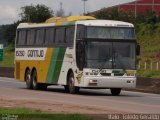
0,49,14,67
137,68,160,78
136,23,160,78
137,23,160,57
0,107,91,120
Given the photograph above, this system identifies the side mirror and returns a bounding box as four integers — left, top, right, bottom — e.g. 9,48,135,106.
136,44,140,56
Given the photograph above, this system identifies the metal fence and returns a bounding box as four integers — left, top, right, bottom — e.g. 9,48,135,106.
138,61,160,71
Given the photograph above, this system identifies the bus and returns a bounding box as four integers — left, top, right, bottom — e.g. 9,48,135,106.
15,16,140,96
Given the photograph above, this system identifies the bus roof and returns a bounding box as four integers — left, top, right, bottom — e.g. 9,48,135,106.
17,16,134,29
45,16,96,24
17,23,55,29
17,16,96,29
76,20,134,27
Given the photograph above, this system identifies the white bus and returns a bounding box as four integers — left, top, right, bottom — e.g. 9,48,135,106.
15,16,140,96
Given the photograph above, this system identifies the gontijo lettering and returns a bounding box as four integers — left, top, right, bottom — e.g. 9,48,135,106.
16,49,44,58
27,50,44,57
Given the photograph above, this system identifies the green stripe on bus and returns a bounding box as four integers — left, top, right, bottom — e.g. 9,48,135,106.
46,48,66,84
52,48,66,83
46,48,59,83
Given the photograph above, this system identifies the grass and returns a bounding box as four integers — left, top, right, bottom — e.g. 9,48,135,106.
0,49,14,67
137,68,160,78
0,107,91,120
136,23,160,79
137,23,160,56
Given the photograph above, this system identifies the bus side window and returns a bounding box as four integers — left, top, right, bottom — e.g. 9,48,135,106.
17,30,27,46
66,27,74,46
55,27,65,44
36,29,45,46
45,28,55,46
27,29,35,46
16,31,20,45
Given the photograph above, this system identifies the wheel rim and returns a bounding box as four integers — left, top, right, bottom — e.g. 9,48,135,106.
26,71,31,86
32,71,37,88
68,75,74,92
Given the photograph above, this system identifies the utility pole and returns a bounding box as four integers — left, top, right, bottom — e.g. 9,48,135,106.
135,1,137,18
82,0,88,15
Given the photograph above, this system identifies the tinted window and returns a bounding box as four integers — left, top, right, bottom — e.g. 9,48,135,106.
55,28,65,44
27,29,35,45
17,30,26,45
45,28,55,45
66,27,75,44
36,29,45,45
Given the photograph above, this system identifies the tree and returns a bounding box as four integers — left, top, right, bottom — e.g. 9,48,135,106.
20,4,54,23
3,21,21,44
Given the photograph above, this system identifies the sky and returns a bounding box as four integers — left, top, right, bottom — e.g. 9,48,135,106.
0,0,135,25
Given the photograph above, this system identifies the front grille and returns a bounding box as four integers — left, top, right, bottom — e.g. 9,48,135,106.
114,73,124,76
100,73,111,76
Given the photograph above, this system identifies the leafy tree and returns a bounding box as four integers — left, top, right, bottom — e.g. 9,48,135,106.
146,11,157,24
157,12,160,23
118,10,135,23
3,21,20,44
90,7,160,25
20,4,54,23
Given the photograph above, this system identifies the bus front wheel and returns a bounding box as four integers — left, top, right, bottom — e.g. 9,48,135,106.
67,72,79,94
25,69,32,89
110,88,121,96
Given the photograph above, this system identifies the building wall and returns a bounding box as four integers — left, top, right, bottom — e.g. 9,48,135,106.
118,0,160,16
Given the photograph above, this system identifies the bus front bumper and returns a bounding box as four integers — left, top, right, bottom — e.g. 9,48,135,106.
82,76,136,88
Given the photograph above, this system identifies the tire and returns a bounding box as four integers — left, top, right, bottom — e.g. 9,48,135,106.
67,72,80,94
110,88,121,96
25,69,32,89
32,70,47,90
64,85,69,93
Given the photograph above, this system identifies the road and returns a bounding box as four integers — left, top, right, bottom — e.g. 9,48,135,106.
0,77,160,114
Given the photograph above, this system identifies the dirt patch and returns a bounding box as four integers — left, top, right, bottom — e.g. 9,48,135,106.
0,97,121,114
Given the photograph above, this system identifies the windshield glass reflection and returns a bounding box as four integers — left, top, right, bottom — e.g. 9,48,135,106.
85,42,136,69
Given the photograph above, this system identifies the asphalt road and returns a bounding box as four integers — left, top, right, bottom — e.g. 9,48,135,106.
0,77,160,114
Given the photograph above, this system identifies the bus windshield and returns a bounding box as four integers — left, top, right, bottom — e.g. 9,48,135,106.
86,27,135,39
85,41,136,69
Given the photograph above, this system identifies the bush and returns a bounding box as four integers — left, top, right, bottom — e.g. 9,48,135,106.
138,68,160,78
6,43,15,52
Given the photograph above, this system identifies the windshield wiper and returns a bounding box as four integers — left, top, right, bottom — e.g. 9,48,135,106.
97,57,111,74
113,50,126,70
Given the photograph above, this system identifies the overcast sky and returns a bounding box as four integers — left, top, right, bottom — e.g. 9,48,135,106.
0,0,135,25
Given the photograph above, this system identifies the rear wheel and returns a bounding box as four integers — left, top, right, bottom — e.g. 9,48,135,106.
32,70,47,90
64,85,69,93
67,72,80,94
25,69,32,89
110,88,121,96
